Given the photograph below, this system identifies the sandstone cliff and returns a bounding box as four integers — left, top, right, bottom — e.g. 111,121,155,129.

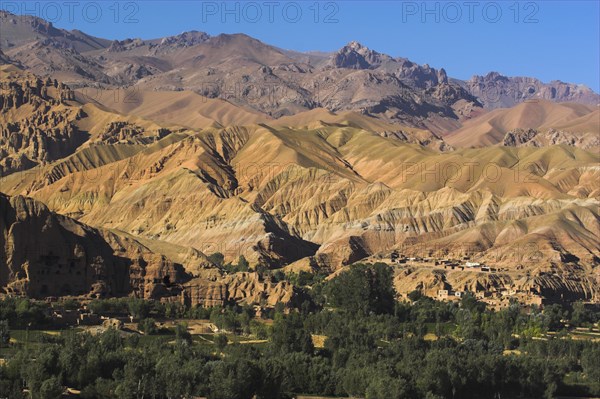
0,193,185,299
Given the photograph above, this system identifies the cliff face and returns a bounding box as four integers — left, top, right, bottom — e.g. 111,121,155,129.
182,272,301,308
0,193,186,299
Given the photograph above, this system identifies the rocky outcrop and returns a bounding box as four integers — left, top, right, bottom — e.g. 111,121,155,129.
503,128,600,149
502,128,539,146
157,31,210,49
0,49,17,66
428,83,479,106
0,73,74,110
0,71,83,176
99,122,145,144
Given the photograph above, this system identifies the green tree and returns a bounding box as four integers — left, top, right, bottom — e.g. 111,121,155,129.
542,304,565,331
366,376,409,399
137,318,158,335
127,298,151,319
115,353,157,399
175,323,192,345
250,320,269,339
39,377,64,399
25,362,52,399
154,352,206,399
208,252,225,267
326,263,396,315
582,346,600,392
571,301,594,327
0,319,9,347
209,359,261,399
237,255,250,272
256,358,284,399
408,290,423,302
460,293,486,313
271,313,314,354
61,299,80,311
215,334,228,351
455,309,483,340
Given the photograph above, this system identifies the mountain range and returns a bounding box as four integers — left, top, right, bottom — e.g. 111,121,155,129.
1,10,598,134
1,10,599,306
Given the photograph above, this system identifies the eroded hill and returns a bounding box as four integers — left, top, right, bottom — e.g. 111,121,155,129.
1,87,598,303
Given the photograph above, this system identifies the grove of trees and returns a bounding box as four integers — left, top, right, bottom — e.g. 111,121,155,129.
1,263,599,399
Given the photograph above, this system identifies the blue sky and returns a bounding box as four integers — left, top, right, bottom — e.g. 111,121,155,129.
2,1,599,90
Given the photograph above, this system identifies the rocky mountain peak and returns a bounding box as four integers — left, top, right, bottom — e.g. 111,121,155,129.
107,38,145,52
159,30,210,47
346,41,365,50
0,10,67,42
484,71,508,81
437,68,448,84
325,41,395,70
